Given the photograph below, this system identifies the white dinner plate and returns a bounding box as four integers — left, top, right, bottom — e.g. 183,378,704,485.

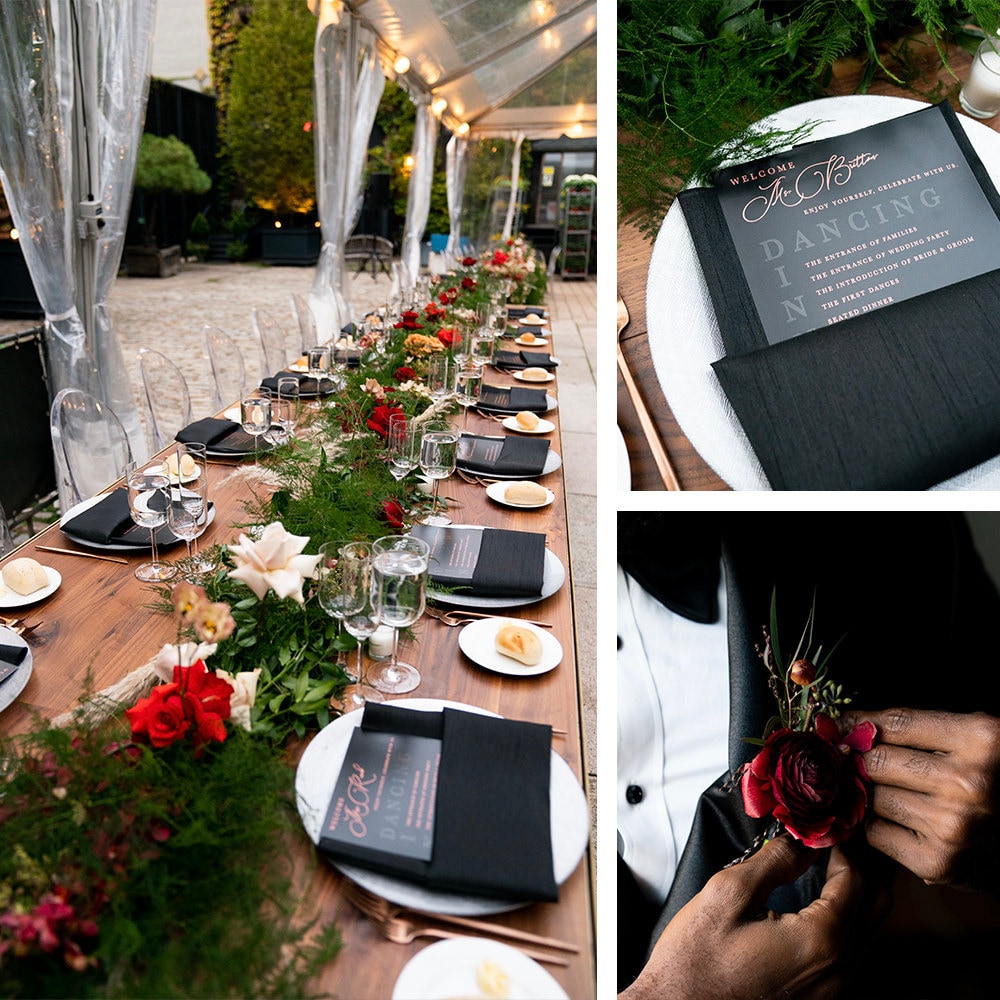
514,336,549,347
458,446,562,481
458,618,562,677
501,415,555,435
485,480,555,509
60,494,215,552
0,625,33,714
149,460,200,486
476,393,558,415
0,566,61,609
425,525,566,609
295,698,588,916
513,370,556,384
392,937,569,1000
518,315,548,327
617,425,631,491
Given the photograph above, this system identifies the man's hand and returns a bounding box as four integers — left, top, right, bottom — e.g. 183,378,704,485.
845,707,1000,893
620,835,881,1000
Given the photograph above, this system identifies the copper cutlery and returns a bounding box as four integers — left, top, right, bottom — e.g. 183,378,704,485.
424,607,553,628
35,545,129,565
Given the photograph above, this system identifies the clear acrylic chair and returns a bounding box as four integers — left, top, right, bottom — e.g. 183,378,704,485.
252,307,291,377
1,500,15,557
49,388,134,507
289,293,317,356
137,348,194,452
203,325,248,410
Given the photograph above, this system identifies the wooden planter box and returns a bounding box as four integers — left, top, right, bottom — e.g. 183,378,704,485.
123,244,182,277
260,228,321,266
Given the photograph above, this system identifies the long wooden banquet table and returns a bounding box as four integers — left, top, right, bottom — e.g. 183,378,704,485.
0,314,595,998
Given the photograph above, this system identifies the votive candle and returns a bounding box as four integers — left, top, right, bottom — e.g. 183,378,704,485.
960,36,1000,120
368,624,394,659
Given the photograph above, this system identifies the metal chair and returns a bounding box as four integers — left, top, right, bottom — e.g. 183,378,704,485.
49,388,134,507
289,293,317,355
137,348,193,452
252,307,292,377
203,325,249,410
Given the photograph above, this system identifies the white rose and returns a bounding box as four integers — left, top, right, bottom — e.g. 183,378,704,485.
216,668,261,731
153,641,218,681
227,521,321,604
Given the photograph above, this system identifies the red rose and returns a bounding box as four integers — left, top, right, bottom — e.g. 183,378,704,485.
394,366,417,382
126,682,192,750
461,256,476,267
491,250,509,266
380,498,405,529
366,403,404,438
740,714,877,848
437,327,459,348
461,275,476,289
393,310,424,330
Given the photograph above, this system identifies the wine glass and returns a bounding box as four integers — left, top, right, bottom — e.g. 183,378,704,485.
317,540,356,669
368,534,430,695
427,353,453,403
454,362,483,430
419,422,458,526
264,395,293,448
472,327,495,367
126,460,176,582
387,413,419,482
307,344,331,386
451,325,472,369
240,385,271,465
165,442,212,573
334,542,386,710
276,377,300,437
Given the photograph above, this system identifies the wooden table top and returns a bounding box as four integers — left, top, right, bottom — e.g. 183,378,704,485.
618,42,1000,491
0,320,595,998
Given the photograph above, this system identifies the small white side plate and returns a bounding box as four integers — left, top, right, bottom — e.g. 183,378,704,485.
485,480,555,509
458,617,562,677
0,566,62,609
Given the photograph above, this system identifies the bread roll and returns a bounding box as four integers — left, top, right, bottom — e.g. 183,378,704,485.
515,410,540,430
2,557,49,596
504,481,547,506
519,331,536,344
520,367,549,381
162,453,197,479
522,313,544,325
495,623,542,666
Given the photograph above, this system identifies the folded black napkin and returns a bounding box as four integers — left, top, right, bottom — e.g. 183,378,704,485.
507,306,546,320
176,417,268,455
318,703,557,902
493,350,558,372
0,643,28,667
476,384,549,414
412,523,547,597
261,370,335,397
332,347,362,369
61,488,176,547
457,434,550,476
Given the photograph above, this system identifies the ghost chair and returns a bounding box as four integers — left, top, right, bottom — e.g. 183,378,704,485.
289,293,318,355
1,501,14,557
137,348,194,453
203,325,249,411
49,388,134,507
252,307,292,378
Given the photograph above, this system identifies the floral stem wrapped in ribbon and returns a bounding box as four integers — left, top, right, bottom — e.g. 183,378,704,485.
732,592,878,861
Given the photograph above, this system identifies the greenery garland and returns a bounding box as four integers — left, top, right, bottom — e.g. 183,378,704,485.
618,0,1000,236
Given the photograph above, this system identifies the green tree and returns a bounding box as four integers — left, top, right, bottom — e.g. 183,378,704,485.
133,133,212,246
227,0,316,216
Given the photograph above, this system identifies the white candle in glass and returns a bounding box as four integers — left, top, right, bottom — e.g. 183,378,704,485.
368,624,395,659
960,36,1000,120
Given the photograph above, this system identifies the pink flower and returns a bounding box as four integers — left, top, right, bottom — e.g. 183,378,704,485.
740,715,877,848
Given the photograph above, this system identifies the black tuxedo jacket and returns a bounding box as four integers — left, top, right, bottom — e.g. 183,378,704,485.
618,513,1000,987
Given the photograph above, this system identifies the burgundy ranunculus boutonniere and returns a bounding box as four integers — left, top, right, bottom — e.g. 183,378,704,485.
732,592,877,860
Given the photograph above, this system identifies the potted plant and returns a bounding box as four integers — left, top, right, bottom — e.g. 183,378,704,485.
187,211,211,262
125,133,212,277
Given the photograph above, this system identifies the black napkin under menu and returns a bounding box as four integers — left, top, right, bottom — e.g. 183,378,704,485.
476,384,549,414
493,350,558,371
507,306,546,320
175,417,267,455
412,523,547,597
61,488,177,547
457,434,550,476
318,703,557,902
0,643,28,667
261,370,335,396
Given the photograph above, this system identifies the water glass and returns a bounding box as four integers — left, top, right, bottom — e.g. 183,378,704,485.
419,422,458,526
387,413,419,482
165,442,212,573
126,460,176,582
455,363,483,429
240,386,271,465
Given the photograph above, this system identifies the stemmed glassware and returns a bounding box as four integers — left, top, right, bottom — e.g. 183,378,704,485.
472,327,495,367
387,413,419,482
368,534,430,695
165,442,213,574
240,385,271,465
451,325,472,370
334,541,386,710
317,540,354,669
276,376,300,438
307,344,331,387
427,353,454,403
419,421,458,525
126,460,176,582
454,362,483,430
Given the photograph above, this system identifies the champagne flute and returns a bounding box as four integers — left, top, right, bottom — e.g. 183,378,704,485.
454,362,483,430
387,413,419,482
126,460,176,582
368,534,430,695
317,540,356,669
240,385,271,465
335,542,385,710
419,422,458,526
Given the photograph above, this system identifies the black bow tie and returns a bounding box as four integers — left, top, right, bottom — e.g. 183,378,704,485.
618,515,721,623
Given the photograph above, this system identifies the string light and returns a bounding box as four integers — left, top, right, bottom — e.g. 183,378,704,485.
393,55,410,75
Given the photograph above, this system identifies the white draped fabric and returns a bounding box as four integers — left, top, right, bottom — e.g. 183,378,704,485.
400,100,439,291
310,10,385,342
445,133,469,264
0,0,155,497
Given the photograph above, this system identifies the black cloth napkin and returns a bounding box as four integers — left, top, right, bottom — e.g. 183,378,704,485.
0,643,28,667
493,350,558,372
261,370,335,396
476,384,549,414
318,703,557,902
413,523,547,597
457,434,550,476
176,417,268,455
61,488,177,547
507,306,546,320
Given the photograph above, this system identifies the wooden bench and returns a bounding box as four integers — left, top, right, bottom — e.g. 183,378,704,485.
344,234,394,279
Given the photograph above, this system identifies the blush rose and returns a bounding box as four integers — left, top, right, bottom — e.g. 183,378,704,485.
740,714,877,848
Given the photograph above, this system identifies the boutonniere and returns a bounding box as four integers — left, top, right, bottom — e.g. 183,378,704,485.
732,592,877,859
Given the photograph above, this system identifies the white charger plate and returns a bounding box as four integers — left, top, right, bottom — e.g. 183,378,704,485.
458,446,562,481
425,525,565,609
392,937,569,1000
485,481,555,509
617,425,631,491
501,415,555,435
514,336,550,347
458,618,562,677
476,392,558,415
0,625,33,714
60,493,215,552
513,370,556,384
0,566,61,609
295,698,588,916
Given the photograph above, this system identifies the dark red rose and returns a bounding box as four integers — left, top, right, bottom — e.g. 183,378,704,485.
366,403,404,438
126,683,192,750
461,255,477,267
394,366,417,382
740,714,877,848
393,310,424,330
461,275,476,289
380,498,405,529
437,327,460,348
